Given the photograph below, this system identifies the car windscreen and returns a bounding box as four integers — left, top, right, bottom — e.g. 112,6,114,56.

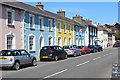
42,46,53,50
0,50,13,56
88,46,93,48
78,46,84,49
63,46,70,49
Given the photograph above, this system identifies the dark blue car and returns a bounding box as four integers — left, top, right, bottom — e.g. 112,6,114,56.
87,45,98,53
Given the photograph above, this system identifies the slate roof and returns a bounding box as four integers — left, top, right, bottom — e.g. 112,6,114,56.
1,1,83,26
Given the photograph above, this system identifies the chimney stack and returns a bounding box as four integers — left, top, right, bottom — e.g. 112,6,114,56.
72,15,83,23
57,10,65,17
86,19,92,24
36,2,44,9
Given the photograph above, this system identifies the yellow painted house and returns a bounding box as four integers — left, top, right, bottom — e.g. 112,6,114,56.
55,19,74,47
45,10,76,47
55,10,75,47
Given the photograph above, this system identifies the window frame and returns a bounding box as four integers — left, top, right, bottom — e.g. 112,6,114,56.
29,14,34,28
39,16,44,30
48,19,52,31
68,24,71,33
29,35,35,51
58,22,61,32
64,23,66,33
6,8,14,26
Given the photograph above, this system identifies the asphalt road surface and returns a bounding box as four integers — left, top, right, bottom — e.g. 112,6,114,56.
1,47,119,79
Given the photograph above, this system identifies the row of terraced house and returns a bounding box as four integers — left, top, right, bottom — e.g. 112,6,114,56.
0,1,115,59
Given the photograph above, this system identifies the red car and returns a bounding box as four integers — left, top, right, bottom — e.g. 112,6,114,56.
78,46,90,54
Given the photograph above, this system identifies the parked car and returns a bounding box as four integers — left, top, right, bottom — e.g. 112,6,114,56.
0,49,37,70
95,45,103,51
78,46,90,54
63,45,81,56
113,42,120,47
40,46,67,61
87,45,98,53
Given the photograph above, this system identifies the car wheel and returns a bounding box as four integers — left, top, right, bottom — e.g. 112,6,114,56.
65,55,68,59
13,62,20,70
54,55,58,61
74,53,77,57
32,59,37,66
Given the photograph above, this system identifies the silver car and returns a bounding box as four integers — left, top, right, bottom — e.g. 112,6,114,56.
63,45,81,56
0,49,37,70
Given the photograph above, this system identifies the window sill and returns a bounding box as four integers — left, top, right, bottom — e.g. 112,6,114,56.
30,27,35,30
58,31,61,33
8,24,15,27
29,51,36,53
49,30,53,32
39,29,44,31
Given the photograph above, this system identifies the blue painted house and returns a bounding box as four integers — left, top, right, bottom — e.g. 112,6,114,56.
23,2,55,56
73,15,86,46
73,15,98,46
74,23,86,46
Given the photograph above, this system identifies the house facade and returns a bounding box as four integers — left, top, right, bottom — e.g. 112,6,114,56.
23,2,55,55
97,25,108,48
73,17,86,46
0,2,24,50
86,20,98,46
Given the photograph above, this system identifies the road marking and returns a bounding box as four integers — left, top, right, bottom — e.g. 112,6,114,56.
103,55,106,57
43,69,68,78
109,53,112,54
93,57,101,60
76,61,90,67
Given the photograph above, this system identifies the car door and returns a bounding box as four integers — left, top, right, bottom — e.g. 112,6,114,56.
14,51,24,65
20,50,31,64
58,47,64,58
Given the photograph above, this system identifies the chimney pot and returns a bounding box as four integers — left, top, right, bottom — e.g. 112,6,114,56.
57,10,65,17
36,2,44,9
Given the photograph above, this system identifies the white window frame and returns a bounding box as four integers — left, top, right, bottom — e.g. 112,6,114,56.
5,32,16,50
64,37,67,45
64,23,66,33
58,37,62,46
29,34,35,51
68,24,71,33
68,37,72,45
48,19,52,31
76,26,79,35
48,36,53,46
29,14,34,28
39,16,44,29
58,22,61,32
6,8,15,26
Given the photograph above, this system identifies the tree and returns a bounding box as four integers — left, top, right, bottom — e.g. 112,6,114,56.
115,30,120,40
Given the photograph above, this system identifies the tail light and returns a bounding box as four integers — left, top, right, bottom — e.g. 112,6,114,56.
50,50,54,53
69,49,74,50
10,58,13,61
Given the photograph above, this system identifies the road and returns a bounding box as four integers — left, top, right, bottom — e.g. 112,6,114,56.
1,47,119,79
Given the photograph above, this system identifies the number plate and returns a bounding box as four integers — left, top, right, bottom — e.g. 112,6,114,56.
42,56,48,58
0,58,7,60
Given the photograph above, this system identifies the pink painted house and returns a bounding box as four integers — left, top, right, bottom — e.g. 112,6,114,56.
0,2,24,50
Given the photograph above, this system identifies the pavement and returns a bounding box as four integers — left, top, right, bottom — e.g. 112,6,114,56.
1,47,119,79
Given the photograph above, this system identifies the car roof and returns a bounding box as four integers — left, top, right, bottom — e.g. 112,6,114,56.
1,49,25,51
63,45,77,46
43,46,60,47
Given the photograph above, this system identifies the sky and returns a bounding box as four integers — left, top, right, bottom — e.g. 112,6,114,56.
17,1,118,25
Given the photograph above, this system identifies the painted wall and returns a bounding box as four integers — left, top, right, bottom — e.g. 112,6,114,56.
24,12,55,55
55,19,74,47
0,4,2,50
74,25,86,46
0,5,24,50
